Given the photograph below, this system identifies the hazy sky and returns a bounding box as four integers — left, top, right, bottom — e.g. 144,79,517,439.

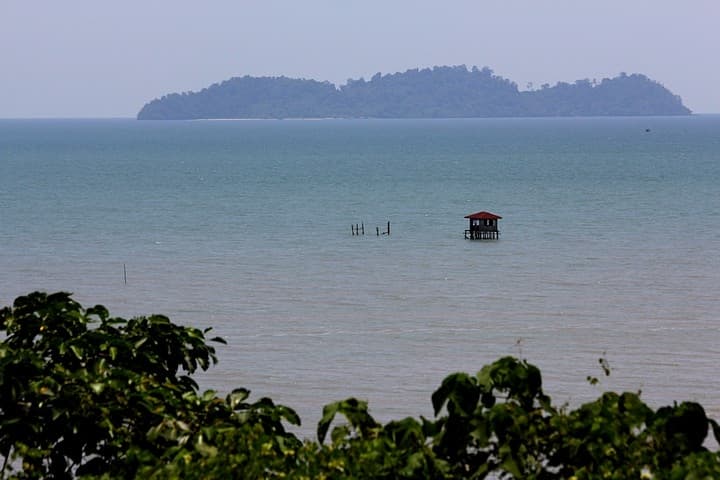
2,1,718,117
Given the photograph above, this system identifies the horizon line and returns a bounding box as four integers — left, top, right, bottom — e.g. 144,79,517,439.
3,113,720,121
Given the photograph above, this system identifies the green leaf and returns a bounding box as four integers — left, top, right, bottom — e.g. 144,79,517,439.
38,385,54,396
227,388,250,410
279,405,301,426
69,344,84,360
498,448,522,477
93,357,107,374
318,401,340,444
195,440,218,457
90,382,105,394
476,364,493,390
432,372,478,417
400,451,426,476
710,419,720,445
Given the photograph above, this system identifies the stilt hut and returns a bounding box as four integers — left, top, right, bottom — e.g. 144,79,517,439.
464,211,501,239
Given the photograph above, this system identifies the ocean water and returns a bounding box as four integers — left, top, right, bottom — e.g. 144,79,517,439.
1,116,719,437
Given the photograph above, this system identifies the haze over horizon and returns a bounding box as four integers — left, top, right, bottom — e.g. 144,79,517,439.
2,1,718,118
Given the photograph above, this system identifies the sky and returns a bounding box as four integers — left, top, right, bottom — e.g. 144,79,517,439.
1,0,719,118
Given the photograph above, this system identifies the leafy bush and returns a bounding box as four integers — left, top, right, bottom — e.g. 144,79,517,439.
1,292,718,479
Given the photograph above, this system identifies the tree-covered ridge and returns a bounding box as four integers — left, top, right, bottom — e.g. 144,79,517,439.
2,292,720,479
137,65,691,119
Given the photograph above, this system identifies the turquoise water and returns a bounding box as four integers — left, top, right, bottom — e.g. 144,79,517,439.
1,117,719,436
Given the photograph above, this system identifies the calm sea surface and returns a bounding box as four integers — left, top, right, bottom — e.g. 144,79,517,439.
1,117,719,436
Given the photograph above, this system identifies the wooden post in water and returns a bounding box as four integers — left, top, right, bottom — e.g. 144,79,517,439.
387,221,390,236
123,263,127,285
352,223,365,236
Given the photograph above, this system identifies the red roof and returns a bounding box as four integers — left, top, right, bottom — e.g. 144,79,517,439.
464,211,502,220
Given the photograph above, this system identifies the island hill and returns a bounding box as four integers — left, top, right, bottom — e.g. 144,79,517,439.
137,65,691,120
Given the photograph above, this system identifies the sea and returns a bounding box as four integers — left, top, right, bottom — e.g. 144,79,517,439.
1,116,719,438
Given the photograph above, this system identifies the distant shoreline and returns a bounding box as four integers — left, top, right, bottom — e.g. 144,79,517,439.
10,115,720,122
190,114,696,121
196,117,343,121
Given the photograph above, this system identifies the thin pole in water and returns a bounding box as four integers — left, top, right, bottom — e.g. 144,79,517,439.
123,263,127,285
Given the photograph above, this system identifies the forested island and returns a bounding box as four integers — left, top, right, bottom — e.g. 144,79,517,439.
137,65,690,120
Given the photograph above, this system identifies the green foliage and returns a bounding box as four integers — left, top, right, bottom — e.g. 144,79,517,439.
0,291,232,478
2,292,720,479
137,66,691,120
